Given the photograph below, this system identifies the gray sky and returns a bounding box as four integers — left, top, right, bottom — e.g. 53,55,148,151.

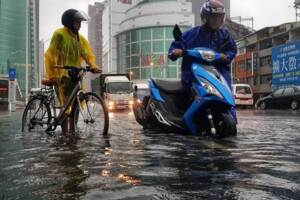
40,0,296,42
40,0,102,44
231,0,295,29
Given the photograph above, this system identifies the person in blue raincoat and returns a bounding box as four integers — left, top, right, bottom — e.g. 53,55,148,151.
168,0,237,121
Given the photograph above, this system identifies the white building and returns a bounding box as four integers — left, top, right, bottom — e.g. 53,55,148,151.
102,0,194,79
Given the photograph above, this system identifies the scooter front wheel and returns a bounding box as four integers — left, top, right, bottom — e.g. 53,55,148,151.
208,112,237,138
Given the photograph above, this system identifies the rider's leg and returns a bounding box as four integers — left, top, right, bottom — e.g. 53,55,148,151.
68,116,75,133
61,116,69,133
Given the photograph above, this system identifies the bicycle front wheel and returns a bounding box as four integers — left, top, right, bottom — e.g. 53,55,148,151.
22,96,52,132
73,92,109,136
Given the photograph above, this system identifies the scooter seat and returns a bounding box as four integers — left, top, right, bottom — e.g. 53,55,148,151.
152,79,185,94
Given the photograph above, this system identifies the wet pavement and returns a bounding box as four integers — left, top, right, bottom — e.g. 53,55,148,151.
0,109,300,200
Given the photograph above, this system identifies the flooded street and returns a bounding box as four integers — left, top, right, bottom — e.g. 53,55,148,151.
0,109,300,199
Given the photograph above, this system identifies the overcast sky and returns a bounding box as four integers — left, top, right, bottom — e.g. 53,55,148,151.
40,0,296,42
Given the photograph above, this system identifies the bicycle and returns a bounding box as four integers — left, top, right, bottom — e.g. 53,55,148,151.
21,66,109,136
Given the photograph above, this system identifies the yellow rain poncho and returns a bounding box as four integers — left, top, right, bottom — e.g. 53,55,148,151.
44,27,98,109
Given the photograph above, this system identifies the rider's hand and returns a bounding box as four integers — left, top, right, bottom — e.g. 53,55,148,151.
171,49,183,58
220,53,228,61
91,68,102,74
68,69,78,79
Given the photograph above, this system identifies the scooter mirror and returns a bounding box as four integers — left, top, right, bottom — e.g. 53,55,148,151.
173,24,182,41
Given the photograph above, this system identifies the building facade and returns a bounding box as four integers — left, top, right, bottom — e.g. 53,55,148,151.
0,0,39,101
88,2,105,67
101,0,194,80
232,22,300,101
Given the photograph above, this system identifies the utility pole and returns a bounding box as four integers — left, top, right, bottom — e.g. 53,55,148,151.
25,0,29,104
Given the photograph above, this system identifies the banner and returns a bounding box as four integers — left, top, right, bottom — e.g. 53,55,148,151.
272,41,300,89
140,54,165,67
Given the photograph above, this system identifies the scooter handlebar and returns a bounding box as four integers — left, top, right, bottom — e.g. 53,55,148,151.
184,49,221,63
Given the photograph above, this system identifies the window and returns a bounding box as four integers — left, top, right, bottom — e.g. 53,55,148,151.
260,56,272,67
141,28,151,41
141,41,151,54
126,57,130,69
131,56,140,68
259,39,272,50
282,88,294,96
236,86,252,94
126,44,130,56
273,88,284,97
153,40,164,52
254,76,259,86
238,62,246,72
131,43,140,55
152,27,164,40
260,75,272,84
246,59,252,71
126,32,131,44
165,40,173,52
131,30,139,42
165,27,174,39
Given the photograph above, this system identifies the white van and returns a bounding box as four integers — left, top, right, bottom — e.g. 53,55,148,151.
232,84,254,106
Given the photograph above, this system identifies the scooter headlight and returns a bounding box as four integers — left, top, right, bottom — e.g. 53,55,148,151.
198,78,223,99
198,50,215,62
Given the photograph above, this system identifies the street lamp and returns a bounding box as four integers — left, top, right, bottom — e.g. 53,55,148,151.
129,70,133,80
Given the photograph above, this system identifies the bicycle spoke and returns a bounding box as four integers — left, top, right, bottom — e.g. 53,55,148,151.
74,93,108,137
22,97,51,133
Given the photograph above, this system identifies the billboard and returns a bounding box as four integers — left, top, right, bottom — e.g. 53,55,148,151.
272,41,300,89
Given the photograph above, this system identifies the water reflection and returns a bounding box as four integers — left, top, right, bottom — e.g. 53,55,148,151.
0,110,300,199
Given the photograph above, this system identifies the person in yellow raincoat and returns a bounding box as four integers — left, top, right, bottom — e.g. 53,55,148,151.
44,9,101,133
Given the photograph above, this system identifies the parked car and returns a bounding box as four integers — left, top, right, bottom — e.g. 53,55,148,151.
255,87,300,110
232,84,254,107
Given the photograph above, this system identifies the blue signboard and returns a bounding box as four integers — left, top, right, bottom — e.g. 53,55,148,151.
8,68,16,81
272,41,300,90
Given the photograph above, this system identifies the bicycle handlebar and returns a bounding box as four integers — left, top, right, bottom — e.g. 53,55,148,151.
54,66,102,73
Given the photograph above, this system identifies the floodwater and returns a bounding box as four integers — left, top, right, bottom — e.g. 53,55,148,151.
0,109,299,199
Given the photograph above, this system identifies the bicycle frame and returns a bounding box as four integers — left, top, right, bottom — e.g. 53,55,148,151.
46,71,87,131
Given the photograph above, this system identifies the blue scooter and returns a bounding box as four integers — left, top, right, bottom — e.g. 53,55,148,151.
133,25,237,138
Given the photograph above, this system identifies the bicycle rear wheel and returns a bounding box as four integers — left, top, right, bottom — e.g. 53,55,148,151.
73,92,109,136
22,96,52,132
